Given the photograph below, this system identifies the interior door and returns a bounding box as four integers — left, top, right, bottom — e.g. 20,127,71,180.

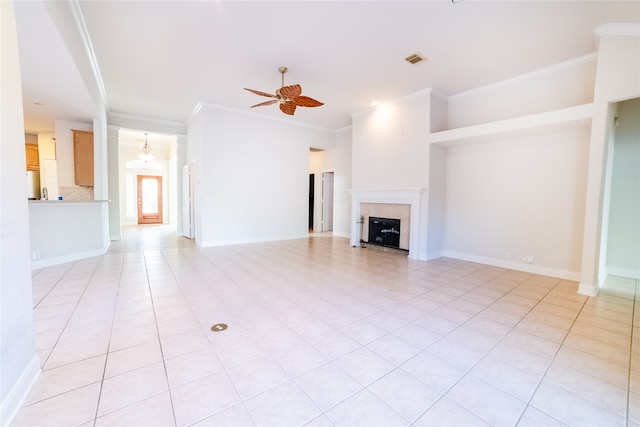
181,165,193,237
321,172,334,232
137,175,163,224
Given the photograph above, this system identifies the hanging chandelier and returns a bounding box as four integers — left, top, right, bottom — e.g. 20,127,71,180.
138,133,154,161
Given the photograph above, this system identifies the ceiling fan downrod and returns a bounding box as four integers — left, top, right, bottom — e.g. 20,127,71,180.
279,66,288,87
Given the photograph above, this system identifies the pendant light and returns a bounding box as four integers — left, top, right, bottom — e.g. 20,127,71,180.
138,133,154,162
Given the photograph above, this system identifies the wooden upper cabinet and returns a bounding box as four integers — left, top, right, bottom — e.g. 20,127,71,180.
26,144,39,171
72,129,94,187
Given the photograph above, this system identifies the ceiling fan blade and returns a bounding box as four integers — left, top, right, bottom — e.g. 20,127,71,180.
244,88,276,98
294,96,324,108
279,102,296,115
278,84,302,99
250,99,278,108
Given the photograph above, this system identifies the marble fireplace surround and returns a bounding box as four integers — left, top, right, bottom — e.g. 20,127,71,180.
350,188,423,259
362,204,410,250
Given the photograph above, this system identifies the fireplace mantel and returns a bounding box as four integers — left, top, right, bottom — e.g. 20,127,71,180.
349,188,425,259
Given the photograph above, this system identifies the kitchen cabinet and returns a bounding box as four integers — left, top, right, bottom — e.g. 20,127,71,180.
72,129,94,186
26,144,39,171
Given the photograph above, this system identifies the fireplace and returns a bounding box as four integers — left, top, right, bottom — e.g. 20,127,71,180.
368,217,401,249
349,188,425,259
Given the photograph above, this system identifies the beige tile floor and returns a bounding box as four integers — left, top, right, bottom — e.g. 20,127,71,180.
12,225,639,427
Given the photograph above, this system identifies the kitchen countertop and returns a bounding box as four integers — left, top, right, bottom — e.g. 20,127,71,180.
29,199,109,204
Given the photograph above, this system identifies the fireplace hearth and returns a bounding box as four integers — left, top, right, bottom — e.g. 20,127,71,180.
368,217,401,249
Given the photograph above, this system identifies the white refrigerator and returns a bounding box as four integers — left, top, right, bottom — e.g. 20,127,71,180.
26,170,40,200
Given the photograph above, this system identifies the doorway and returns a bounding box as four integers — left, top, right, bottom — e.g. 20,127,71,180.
309,174,315,230
137,175,163,224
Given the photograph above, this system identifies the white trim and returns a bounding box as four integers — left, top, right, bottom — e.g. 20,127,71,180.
605,266,640,280
332,231,351,239
442,250,582,282
69,0,106,103
449,53,598,101
31,240,110,269
595,23,640,38
194,102,336,133
349,188,425,260
335,125,352,134
199,233,310,247
0,355,40,427
108,112,187,134
426,250,444,261
578,281,600,297
427,103,593,147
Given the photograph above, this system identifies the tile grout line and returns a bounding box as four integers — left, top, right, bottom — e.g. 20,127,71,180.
410,270,569,426
171,245,264,427
512,280,590,426
35,260,99,376
32,262,74,309
141,250,179,427
91,253,125,426
624,279,638,427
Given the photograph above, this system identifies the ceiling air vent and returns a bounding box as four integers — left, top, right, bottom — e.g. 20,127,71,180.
405,53,425,65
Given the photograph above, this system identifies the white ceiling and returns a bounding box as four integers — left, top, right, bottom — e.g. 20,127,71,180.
15,1,640,134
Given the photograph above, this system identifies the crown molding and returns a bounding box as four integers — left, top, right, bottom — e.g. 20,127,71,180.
69,0,106,106
107,111,186,135
449,52,598,101
193,102,337,133
595,23,640,38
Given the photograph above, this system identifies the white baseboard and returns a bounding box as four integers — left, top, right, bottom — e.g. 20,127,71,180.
441,250,581,281
578,281,600,297
426,250,444,261
0,355,40,426
605,266,640,280
200,233,310,247
31,240,110,269
331,231,351,239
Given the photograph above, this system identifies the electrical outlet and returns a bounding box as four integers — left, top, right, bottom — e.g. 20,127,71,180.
32,250,40,260
506,252,512,261
527,255,534,264
521,254,527,262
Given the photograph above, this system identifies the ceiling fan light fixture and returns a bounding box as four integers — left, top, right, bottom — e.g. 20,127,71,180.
244,66,324,115
405,53,426,65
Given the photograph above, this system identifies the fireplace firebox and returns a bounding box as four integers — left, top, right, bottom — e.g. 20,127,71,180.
368,217,401,249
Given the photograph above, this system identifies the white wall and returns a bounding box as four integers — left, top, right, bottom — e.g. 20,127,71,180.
186,109,205,244
579,25,640,295
443,128,590,279
107,125,121,239
426,144,447,259
447,54,597,128
606,97,640,278
352,92,431,189
189,105,336,246
0,3,39,424
29,201,110,268
309,127,352,237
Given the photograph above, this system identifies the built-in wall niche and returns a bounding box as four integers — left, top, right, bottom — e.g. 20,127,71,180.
360,203,411,250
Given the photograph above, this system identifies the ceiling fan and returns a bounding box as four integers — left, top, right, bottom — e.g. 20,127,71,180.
244,67,324,115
